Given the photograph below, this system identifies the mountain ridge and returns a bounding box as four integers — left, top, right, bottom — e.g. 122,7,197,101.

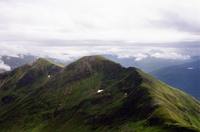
0,56,199,132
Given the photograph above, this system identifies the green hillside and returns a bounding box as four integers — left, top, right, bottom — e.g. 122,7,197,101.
152,60,200,99
0,56,199,132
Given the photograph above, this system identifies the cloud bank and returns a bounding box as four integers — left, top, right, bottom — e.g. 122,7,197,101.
0,0,200,61
0,42,194,62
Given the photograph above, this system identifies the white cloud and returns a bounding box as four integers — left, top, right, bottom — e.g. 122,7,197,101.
0,42,193,62
0,0,200,60
150,51,190,60
114,47,191,61
0,60,11,71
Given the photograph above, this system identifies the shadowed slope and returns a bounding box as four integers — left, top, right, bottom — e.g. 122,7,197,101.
0,56,199,132
0,58,63,119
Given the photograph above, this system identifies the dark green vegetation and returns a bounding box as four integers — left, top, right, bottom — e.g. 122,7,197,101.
152,59,200,99
0,56,199,132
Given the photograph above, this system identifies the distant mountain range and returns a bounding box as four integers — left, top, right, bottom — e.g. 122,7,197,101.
104,54,194,72
152,59,200,99
0,54,198,73
1,54,194,73
0,56,199,132
0,55,67,72
0,54,199,99
0,55,36,70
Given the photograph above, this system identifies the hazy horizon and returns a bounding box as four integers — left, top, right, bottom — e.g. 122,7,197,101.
0,0,200,70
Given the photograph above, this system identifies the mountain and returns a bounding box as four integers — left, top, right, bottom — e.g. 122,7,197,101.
152,59,200,99
103,54,193,72
0,55,199,132
0,55,36,71
0,58,63,100
0,55,67,72
0,54,195,73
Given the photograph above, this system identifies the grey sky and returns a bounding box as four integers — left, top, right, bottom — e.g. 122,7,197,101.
1,0,200,42
0,0,200,67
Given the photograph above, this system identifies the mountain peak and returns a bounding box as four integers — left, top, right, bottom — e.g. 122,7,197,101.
32,58,64,68
33,58,52,65
76,55,113,64
66,55,122,73
0,55,200,131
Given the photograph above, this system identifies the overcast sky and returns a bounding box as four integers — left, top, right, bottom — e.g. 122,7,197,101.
1,0,200,42
0,0,200,69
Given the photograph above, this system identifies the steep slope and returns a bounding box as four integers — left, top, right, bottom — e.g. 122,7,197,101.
0,58,63,120
0,56,199,132
152,60,200,99
0,58,63,91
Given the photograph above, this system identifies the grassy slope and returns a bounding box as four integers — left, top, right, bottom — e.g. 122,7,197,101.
0,56,199,132
151,60,200,99
138,70,200,131
0,58,63,131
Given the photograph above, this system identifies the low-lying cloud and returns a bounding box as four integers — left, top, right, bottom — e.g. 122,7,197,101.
0,60,11,71
0,41,195,62
0,0,200,61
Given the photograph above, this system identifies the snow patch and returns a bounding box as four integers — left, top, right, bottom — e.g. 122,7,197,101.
97,89,104,93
